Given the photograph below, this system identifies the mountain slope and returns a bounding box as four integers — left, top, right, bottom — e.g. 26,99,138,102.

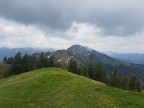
0,68,144,108
67,45,144,81
33,50,83,69
67,45,123,65
52,50,83,68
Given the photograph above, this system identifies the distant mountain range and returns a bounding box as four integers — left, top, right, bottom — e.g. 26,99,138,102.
1,45,144,82
0,47,54,61
32,45,144,82
105,52,144,64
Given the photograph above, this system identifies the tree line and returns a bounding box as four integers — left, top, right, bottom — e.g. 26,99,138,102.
3,52,142,92
68,54,142,92
3,52,54,76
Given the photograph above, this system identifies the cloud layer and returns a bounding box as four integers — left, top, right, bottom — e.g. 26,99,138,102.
0,0,144,53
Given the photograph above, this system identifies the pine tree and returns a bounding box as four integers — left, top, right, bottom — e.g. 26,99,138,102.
22,54,29,72
120,76,129,90
81,64,89,77
129,75,137,90
3,56,7,62
68,58,78,74
101,68,108,83
6,57,13,65
94,65,102,81
10,52,23,75
48,56,54,67
28,56,37,71
110,68,119,87
37,52,48,69
135,80,141,92
87,54,95,79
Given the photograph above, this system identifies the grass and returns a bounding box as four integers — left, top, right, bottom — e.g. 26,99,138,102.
0,68,144,108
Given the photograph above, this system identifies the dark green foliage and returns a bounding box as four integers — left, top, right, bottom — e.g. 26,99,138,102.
3,56,7,62
81,64,89,77
87,54,95,78
110,68,119,87
81,57,109,84
4,51,55,77
22,54,29,72
6,57,13,64
129,75,137,90
5,52,38,76
135,80,141,92
37,52,49,69
101,68,108,83
94,66,108,83
108,68,142,92
10,52,23,75
120,76,129,90
68,58,79,74
48,56,54,67
28,56,37,71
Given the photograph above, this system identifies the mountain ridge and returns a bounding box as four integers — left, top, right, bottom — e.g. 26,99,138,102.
0,47,54,61
67,45,144,82
106,52,144,64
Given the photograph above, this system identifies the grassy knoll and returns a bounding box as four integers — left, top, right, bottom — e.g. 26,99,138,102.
0,68,144,108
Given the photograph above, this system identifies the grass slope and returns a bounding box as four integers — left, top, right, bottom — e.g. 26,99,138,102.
0,68,144,108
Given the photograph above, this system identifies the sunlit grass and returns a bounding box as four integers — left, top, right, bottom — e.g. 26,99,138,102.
0,68,144,108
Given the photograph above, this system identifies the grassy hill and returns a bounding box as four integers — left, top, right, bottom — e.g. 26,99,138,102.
0,68,144,108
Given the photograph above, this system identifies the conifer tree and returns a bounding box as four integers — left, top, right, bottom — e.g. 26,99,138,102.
94,65,102,81
129,75,137,90
101,68,108,83
87,54,95,78
10,52,23,75
6,57,13,64
3,56,7,62
28,56,37,71
22,53,29,72
111,68,119,87
120,76,129,90
48,56,54,67
135,80,141,92
37,52,48,68
68,58,78,74
81,64,89,77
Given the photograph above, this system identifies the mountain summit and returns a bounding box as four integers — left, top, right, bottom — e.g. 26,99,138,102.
67,45,122,65
67,45,144,82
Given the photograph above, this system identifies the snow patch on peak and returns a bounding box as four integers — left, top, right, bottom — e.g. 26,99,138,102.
47,55,51,59
85,46,93,51
57,59,63,63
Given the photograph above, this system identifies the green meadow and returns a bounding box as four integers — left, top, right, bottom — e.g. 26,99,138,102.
0,68,144,108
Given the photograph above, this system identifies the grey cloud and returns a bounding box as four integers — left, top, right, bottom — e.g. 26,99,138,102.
0,0,144,36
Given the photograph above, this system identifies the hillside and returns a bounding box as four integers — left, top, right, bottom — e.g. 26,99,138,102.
67,45,123,65
33,50,83,69
0,68,144,108
67,45,144,82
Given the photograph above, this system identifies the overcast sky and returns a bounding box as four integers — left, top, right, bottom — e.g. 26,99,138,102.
0,0,144,53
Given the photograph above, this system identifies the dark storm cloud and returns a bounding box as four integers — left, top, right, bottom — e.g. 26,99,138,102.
0,0,144,36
